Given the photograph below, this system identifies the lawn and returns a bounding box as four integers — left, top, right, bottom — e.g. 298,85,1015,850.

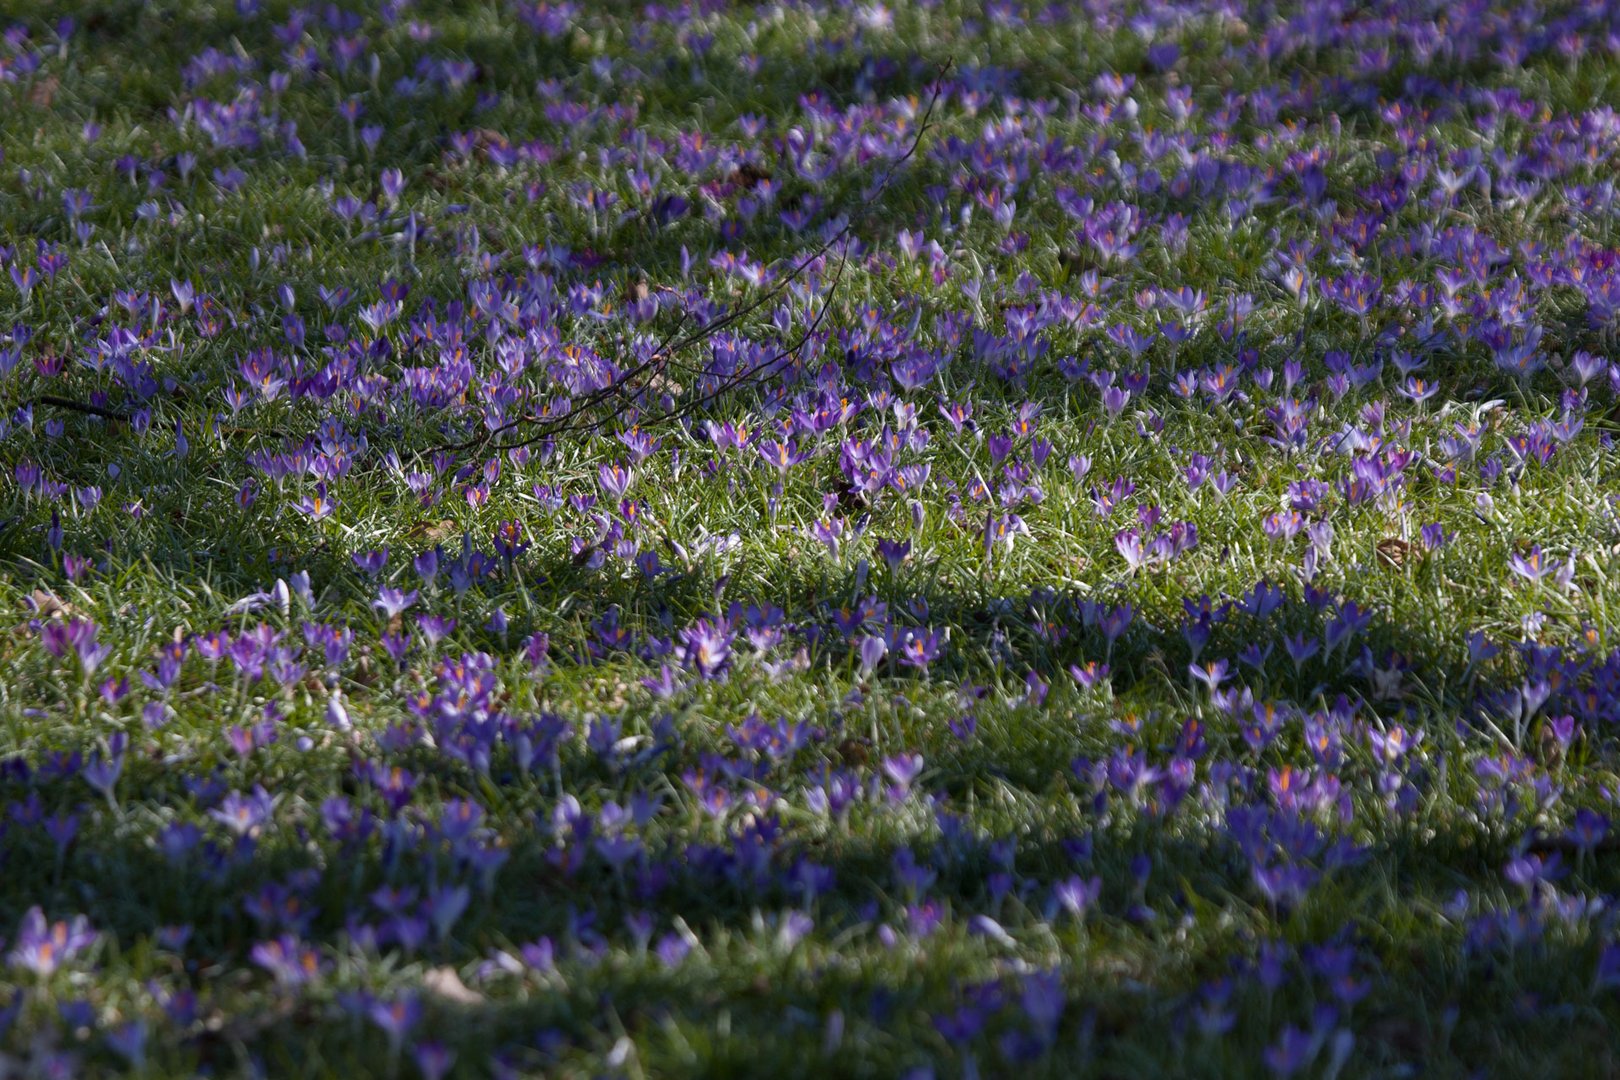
4,0,1620,1075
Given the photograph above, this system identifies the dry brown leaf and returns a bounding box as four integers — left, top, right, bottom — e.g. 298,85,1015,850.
353,650,377,688
29,589,75,620
1375,537,1411,569
408,519,459,544
836,738,871,767
729,163,772,189
423,966,483,1005
28,75,59,108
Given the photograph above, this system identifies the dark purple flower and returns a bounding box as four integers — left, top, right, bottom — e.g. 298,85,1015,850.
1569,809,1609,854
414,1042,454,1080
896,628,943,670
8,907,98,976
1264,1024,1316,1077
209,785,279,838
251,935,325,988
365,993,422,1052
1052,875,1101,920
679,618,734,680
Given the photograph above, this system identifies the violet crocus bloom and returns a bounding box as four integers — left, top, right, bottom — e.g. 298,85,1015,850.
82,733,125,800
209,785,279,838
352,548,388,576
295,482,336,520
1052,875,1102,920
372,586,419,620
875,537,911,571
365,993,422,1053
415,1043,454,1080
896,628,943,670
882,753,924,797
40,617,111,675
597,461,634,498
251,935,325,988
810,516,845,559
679,618,734,679
8,907,98,976
856,634,888,675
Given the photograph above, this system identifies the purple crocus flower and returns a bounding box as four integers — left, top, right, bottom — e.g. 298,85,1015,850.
1596,943,1620,990
365,993,422,1053
83,734,125,802
414,1042,454,1080
372,587,418,621
1051,875,1101,920
40,617,111,675
8,907,98,976
294,482,336,520
251,935,325,988
209,785,279,838
679,617,734,679
896,628,943,670
1420,523,1451,550
857,634,888,675
757,438,809,474
1263,1024,1317,1077
882,753,924,797
1569,809,1609,855
810,516,845,559
352,549,388,576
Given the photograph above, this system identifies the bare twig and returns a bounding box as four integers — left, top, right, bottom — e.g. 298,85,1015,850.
426,60,952,460
35,395,131,421
485,240,853,455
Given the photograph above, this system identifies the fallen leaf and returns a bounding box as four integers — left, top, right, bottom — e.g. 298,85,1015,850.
352,649,377,688
28,75,59,108
408,519,459,544
729,162,772,189
29,589,75,620
1376,537,1410,569
836,738,871,767
423,966,483,1005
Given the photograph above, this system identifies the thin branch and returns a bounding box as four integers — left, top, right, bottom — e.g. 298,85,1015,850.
34,395,131,421
486,240,852,455
426,60,952,460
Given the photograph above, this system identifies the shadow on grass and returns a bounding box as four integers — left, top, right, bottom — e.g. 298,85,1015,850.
1,766,1614,1077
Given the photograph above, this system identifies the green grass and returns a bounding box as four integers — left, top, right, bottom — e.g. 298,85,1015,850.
4,0,1620,1076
